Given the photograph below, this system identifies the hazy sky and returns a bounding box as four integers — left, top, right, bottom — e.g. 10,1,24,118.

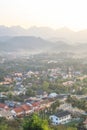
0,0,87,30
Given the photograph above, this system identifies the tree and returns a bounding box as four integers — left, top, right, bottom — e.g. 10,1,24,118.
8,92,13,100
42,81,49,91
0,124,8,130
26,88,36,97
50,100,60,114
23,114,52,130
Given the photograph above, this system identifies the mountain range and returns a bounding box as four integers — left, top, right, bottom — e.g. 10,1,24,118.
0,26,87,43
0,26,87,55
0,36,87,55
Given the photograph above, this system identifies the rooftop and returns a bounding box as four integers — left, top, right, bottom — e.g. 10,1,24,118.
55,111,71,118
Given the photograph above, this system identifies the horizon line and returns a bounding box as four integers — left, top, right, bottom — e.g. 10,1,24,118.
0,25,87,32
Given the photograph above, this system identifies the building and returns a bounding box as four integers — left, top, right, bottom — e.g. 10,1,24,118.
48,93,58,98
0,103,9,110
11,107,24,117
49,111,71,125
21,104,33,115
0,110,13,120
11,104,33,117
83,118,87,129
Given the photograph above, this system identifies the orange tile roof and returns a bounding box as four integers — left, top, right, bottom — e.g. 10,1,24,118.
14,107,24,113
32,102,40,107
21,104,32,111
0,103,9,109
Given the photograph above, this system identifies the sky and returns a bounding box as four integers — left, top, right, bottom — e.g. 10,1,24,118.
0,0,87,30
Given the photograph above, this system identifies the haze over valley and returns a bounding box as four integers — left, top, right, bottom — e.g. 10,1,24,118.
1,0,87,129
0,26,87,57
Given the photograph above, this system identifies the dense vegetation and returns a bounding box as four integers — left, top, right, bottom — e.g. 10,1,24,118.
0,115,78,130
67,95,87,111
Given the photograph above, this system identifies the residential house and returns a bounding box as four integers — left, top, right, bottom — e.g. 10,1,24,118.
11,107,24,117
36,90,48,98
14,73,23,77
48,93,58,98
0,110,13,120
76,75,87,81
21,104,33,115
31,101,40,111
0,103,9,110
4,77,12,83
83,118,87,129
63,81,74,86
11,104,34,117
49,111,71,125
58,103,72,111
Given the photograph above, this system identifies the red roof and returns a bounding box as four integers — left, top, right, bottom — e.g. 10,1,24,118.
21,104,32,111
32,102,40,107
13,104,33,113
0,103,9,109
14,107,24,113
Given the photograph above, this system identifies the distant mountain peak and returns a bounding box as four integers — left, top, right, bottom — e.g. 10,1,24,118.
0,25,87,42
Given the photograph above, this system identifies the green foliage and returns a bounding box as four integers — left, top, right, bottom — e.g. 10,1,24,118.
0,124,8,130
42,81,49,91
0,69,6,82
67,95,87,111
7,92,13,100
50,100,60,114
51,125,77,130
26,88,36,97
0,117,22,130
67,127,77,130
23,114,52,130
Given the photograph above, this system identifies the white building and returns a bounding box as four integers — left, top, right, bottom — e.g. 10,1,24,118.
48,93,58,98
49,111,71,125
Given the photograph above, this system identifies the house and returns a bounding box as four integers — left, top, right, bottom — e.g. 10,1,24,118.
14,72,23,77
49,111,71,125
48,93,58,98
11,107,24,117
0,110,13,120
4,77,12,83
83,118,87,129
31,101,40,111
5,101,15,108
36,90,48,98
0,103,9,110
21,104,33,115
63,81,74,86
76,75,87,81
40,99,53,109
58,103,72,111
0,81,11,85
11,104,34,117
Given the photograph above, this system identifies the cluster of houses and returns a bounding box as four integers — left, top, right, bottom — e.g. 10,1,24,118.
0,91,85,126
0,67,87,126
0,100,73,125
0,91,72,125
0,95,55,120
0,68,83,97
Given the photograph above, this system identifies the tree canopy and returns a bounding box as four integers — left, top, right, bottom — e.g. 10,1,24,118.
23,114,52,130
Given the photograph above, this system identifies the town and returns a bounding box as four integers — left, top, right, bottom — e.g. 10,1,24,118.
0,52,87,129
